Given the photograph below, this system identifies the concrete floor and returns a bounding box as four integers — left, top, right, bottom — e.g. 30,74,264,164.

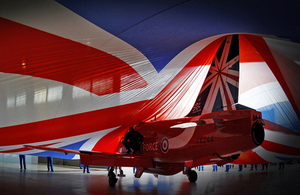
0,162,299,195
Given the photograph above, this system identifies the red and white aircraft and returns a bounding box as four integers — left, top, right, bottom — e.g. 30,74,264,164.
0,0,300,187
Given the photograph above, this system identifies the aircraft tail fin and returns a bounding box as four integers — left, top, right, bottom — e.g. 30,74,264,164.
186,34,241,117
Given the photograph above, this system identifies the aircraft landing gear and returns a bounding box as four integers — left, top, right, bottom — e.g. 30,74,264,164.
108,167,118,187
185,167,198,183
188,170,197,183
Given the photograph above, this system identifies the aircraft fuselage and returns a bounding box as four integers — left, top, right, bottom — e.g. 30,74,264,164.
118,109,265,175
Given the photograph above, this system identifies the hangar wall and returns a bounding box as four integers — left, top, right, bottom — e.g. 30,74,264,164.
0,154,81,167
0,153,38,164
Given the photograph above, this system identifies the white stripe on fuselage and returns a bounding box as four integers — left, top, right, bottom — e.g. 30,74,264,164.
169,122,197,149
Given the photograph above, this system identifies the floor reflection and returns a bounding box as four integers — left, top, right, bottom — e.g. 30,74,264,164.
0,163,299,195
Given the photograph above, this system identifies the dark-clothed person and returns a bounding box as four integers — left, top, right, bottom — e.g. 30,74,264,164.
19,155,26,170
122,126,144,153
47,157,54,172
83,165,90,173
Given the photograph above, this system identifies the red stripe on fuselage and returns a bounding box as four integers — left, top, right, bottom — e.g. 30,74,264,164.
0,17,147,96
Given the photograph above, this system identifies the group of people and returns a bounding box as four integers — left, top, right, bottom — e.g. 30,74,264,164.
19,155,90,173
19,155,54,171
204,163,286,172
238,164,269,171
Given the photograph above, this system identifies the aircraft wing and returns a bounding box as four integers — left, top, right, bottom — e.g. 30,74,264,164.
24,145,80,155
24,145,154,168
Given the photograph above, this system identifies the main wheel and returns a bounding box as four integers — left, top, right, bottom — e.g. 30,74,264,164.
188,170,197,183
109,174,117,187
108,167,118,187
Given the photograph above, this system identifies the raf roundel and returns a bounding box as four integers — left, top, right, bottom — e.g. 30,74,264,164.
161,137,169,153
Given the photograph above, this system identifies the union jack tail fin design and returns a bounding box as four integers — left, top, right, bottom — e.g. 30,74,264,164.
187,34,240,117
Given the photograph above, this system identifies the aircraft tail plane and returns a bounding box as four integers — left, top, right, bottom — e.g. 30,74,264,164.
186,34,244,117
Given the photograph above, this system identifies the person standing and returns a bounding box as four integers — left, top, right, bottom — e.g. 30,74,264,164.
261,164,268,170
47,157,54,172
19,155,26,170
79,160,83,169
279,162,285,170
83,165,90,173
212,165,218,172
238,165,243,171
198,165,204,171
250,164,257,171
225,164,230,172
